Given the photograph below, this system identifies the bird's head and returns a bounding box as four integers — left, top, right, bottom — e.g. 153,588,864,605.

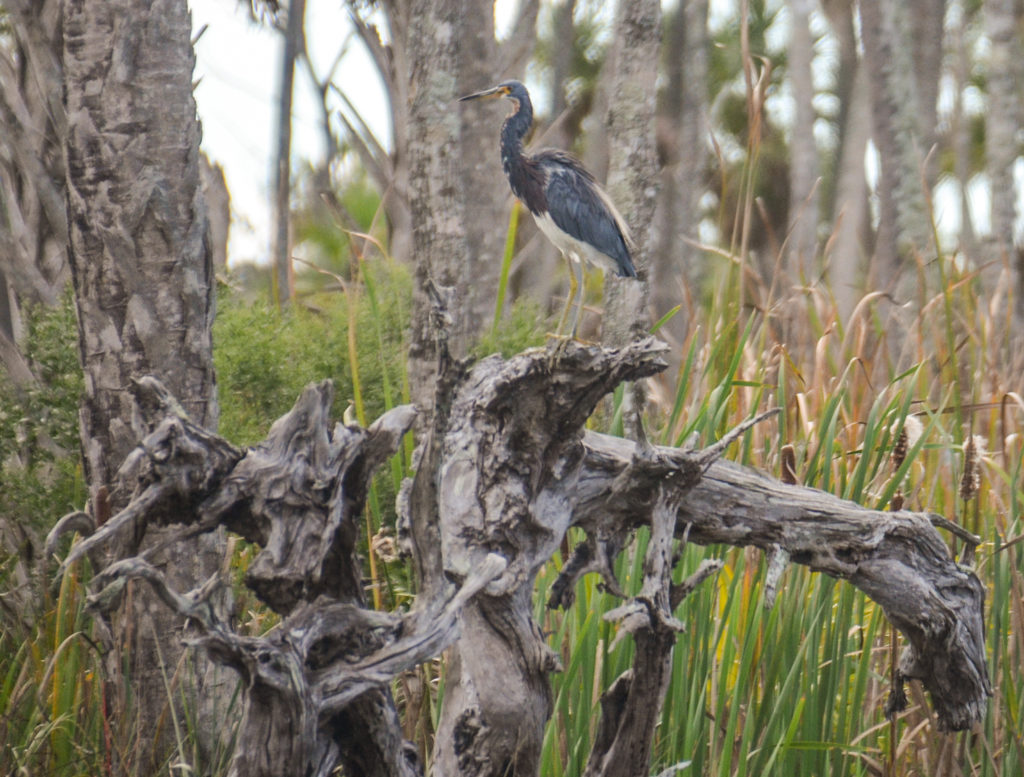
459,80,529,115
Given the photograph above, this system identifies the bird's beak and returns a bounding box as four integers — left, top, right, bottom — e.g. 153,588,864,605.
458,85,506,102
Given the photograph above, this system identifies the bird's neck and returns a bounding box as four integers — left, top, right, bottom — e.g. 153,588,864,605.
500,94,533,177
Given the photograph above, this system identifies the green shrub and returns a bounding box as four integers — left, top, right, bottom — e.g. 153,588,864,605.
214,259,412,447
0,290,85,529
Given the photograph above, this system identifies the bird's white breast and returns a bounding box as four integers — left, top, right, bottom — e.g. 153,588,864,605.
532,211,620,275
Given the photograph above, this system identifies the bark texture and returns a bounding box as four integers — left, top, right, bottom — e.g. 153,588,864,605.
424,339,670,777
985,0,1024,325
858,0,932,302
600,0,660,443
62,0,221,768
575,433,991,732
64,0,218,495
56,378,437,777
405,0,470,416
602,0,660,350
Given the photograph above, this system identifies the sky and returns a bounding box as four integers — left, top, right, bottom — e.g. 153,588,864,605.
190,0,391,266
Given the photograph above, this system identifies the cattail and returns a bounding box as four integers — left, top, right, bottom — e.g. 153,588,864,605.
780,444,797,485
371,527,400,563
891,427,908,471
890,489,904,511
889,417,922,511
891,416,923,471
959,435,983,502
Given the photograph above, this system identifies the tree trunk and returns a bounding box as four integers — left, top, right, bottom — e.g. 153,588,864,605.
786,0,819,282
859,0,931,305
405,0,471,416
270,0,305,307
652,0,709,350
601,0,660,441
984,0,1023,326
62,0,222,769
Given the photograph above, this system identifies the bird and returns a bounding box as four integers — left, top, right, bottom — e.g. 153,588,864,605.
458,79,637,341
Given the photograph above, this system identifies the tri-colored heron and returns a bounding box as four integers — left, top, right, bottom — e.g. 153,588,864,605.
459,80,637,340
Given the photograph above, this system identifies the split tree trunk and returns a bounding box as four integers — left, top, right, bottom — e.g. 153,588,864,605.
62,0,221,769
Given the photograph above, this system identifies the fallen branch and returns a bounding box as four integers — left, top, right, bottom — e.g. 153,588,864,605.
575,431,991,732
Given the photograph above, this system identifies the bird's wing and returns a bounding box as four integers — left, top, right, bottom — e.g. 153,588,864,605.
539,152,636,277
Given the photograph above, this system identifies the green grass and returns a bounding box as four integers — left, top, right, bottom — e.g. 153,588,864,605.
0,556,106,776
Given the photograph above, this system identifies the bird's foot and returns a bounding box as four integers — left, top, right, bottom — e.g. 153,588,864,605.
543,331,596,346
543,332,595,368
544,333,571,369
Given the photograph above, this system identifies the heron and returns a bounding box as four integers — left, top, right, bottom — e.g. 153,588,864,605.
459,80,637,341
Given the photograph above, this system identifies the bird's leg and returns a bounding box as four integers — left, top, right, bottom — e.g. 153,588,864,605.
547,254,576,366
568,255,585,338
550,252,576,340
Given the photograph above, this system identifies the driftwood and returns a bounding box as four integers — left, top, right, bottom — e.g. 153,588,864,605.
48,329,990,777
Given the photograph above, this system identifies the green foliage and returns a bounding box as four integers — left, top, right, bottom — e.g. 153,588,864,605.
475,294,547,359
0,557,106,776
214,258,411,448
0,290,85,528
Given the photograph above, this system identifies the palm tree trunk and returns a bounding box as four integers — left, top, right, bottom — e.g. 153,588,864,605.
63,0,222,769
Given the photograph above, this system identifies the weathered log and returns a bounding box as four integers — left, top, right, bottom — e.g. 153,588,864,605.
573,431,991,732
53,332,990,777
